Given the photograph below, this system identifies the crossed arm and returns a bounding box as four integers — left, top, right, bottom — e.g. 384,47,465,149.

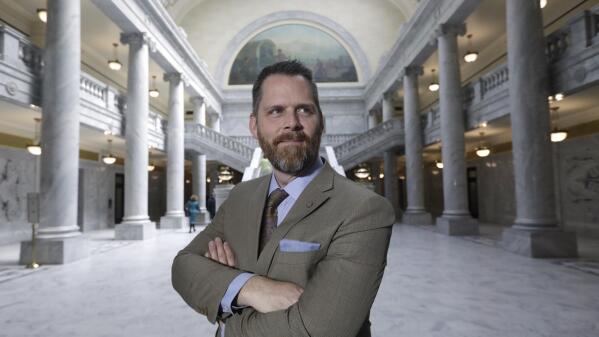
204,237,304,313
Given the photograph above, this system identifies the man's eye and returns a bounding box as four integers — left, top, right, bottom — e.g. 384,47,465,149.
297,107,313,114
269,108,281,115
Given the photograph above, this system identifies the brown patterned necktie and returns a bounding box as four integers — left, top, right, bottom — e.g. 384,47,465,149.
259,188,289,254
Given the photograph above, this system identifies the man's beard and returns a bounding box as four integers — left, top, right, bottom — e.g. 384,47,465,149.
257,129,321,175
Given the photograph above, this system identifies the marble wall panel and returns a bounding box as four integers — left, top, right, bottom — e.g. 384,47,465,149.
78,161,122,232
0,146,36,245
556,133,599,237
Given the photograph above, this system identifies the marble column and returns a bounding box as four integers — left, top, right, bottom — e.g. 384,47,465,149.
160,73,187,229
402,66,432,225
20,0,88,264
210,112,221,132
114,32,156,240
191,96,210,225
435,24,478,235
382,94,400,220
367,112,377,130
501,0,577,257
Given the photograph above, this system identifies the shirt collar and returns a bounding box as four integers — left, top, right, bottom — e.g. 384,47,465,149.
268,157,324,200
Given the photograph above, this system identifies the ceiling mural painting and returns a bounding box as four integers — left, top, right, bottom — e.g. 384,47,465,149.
228,24,358,85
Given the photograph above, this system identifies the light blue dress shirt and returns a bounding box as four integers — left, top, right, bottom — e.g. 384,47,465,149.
218,158,324,334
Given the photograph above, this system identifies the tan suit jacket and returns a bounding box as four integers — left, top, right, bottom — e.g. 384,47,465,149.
172,162,395,337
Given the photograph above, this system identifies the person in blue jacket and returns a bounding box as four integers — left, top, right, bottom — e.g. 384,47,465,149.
184,195,200,233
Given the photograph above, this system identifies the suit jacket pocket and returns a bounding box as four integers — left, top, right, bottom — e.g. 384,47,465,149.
275,249,320,265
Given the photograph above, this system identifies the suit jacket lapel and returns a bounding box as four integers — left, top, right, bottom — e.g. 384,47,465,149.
256,163,335,275
247,175,271,268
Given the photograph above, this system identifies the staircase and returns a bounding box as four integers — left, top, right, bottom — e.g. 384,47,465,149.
184,123,255,172
332,118,404,169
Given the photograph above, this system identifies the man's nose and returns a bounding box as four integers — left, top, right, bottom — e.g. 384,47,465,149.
283,110,303,131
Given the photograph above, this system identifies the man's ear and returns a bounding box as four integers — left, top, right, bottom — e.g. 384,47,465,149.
249,113,258,139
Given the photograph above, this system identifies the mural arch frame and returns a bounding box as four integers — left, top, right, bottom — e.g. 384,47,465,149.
215,11,371,88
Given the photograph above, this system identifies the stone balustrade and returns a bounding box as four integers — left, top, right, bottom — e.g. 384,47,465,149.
184,123,254,171
333,118,405,169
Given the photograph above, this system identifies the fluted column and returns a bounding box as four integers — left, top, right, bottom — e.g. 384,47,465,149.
401,66,432,225
502,0,577,257
115,32,156,240
191,96,210,225
435,24,478,235
20,0,88,264
381,94,400,220
160,72,187,229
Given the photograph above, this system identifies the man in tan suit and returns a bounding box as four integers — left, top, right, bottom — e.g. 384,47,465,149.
172,60,395,337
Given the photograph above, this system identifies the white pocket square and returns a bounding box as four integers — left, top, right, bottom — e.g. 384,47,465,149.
279,239,321,252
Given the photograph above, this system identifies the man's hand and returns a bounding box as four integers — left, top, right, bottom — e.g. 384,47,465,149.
204,237,236,267
237,275,304,313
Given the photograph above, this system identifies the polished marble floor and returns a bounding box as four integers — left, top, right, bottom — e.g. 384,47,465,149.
1,225,598,337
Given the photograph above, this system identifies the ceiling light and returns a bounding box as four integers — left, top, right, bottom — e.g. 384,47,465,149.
476,147,491,157
479,121,488,128
554,92,564,101
218,166,234,182
37,9,47,23
148,162,156,172
354,165,371,179
149,75,160,98
549,106,568,142
431,169,440,176
107,43,122,71
475,132,491,158
428,69,439,92
102,139,116,165
540,0,547,9
379,173,384,179
435,161,444,169
550,129,568,142
26,118,42,156
463,34,479,63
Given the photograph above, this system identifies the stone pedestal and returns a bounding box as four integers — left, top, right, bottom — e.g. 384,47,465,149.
115,222,156,240
19,237,89,265
436,216,479,236
402,212,432,226
502,228,577,258
160,216,188,229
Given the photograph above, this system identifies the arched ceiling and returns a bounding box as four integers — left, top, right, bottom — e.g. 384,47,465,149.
164,0,419,85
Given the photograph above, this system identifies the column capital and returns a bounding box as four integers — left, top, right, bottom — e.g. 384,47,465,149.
434,23,466,39
191,96,205,105
120,32,155,50
164,72,184,84
404,65,424,78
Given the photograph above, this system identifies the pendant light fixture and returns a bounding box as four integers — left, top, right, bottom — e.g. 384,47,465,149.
149,75,160,98
37,9,47,23
550,107,568,143
107,43,122,71
218,166,234,182
463,34,479,63
102,139,117,165
428,69,439,92
354,165,371,179
475,132,491,157
147,162,156,171
540,0,548,9
435,160,444,169
26,118,42,156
